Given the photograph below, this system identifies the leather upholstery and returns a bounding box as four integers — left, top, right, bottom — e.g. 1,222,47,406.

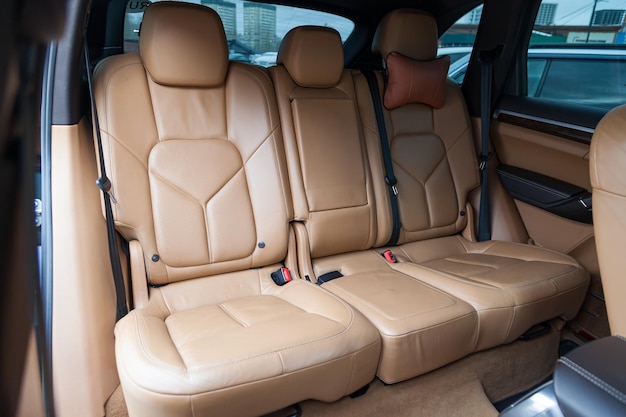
390,79,480,243
313,250,478,383
272,25,479,384
363,9,589,349
554,336,626,417
372,9,438,61
271,29,379,259
590,104,626,336
277,26,344,88
115,268,381,417
95,53,290,285
140,2,228,87
95,4,381,416
393,236,590,349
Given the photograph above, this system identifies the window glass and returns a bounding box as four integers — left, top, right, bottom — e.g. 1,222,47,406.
439,4,483,83
124,0,355,66
527,58,548,95
528,0,626,109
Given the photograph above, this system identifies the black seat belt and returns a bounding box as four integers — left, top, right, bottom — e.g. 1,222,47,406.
477,46,503,242
84,35,128,320
363,70,401,246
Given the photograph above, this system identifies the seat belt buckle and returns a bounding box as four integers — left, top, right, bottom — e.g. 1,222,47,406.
382,249,397,263
478,152,492,171
271,267,293,286
317,270,343,285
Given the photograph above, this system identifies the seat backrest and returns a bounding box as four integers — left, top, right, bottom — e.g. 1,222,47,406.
93,2,292,285
370,9,480,245
270,26,390,258
590,104,626,336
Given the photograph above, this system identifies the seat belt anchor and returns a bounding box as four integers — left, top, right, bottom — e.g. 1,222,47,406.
478,152,492,171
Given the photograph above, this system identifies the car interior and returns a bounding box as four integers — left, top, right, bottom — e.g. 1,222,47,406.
3,0,626,416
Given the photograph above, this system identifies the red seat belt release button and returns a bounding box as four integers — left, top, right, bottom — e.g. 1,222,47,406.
382,250,397,263
271,267,293,286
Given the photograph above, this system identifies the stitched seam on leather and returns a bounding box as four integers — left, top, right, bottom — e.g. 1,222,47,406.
440,256,500,269
560,357,626,404
136,313,188,370
104,132,149,169
149,170,205,205
408,263,500,289
378,310,476,338
464,264,577,291
181,327,351,371
218,304,249,327
239,125,279,165
274,280,356,329
324,279,460,321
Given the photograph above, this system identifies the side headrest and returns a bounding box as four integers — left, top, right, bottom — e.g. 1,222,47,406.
277,26,344,88
372,9,438,62
140,2,228,87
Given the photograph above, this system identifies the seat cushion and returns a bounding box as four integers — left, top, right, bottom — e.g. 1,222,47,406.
392,236,590,349
313,250,478,383
115,266,381,417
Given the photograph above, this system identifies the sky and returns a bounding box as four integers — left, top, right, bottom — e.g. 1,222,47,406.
552,0,626,25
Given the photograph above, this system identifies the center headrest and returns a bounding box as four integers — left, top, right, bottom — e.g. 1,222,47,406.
140,2,228,87
372,9,438,62
277,26,344,88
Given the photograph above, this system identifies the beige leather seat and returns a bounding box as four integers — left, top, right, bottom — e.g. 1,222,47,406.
590,104,626,337
270,26,480,384
363,9,590,350
93,4,380,416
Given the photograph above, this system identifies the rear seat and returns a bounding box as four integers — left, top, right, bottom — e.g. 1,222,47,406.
363,9,590,350
270,22,589,383
270,26,479,384
93,3,380,416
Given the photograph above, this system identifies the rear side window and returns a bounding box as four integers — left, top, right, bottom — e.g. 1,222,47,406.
439,4,483,84
528,0,626,110
124,0,354,66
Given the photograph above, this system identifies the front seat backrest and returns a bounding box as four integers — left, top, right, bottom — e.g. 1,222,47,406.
590,104,626,336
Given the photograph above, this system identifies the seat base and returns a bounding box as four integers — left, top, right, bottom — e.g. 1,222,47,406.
115,266,381,417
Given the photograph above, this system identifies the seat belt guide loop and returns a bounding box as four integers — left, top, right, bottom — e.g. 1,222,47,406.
478,152,492,171
96,176,117,203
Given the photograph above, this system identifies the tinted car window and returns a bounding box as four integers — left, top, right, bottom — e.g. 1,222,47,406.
528,0,626,110
527,58,548,96
535,58,626,108
438,4,483,69
124,0,354,66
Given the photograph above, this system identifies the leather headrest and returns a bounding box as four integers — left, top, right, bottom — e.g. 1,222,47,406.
372,9,438,62
140,2,228,87
277,26,344,88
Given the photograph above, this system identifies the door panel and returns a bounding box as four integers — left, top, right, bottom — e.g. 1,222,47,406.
492,121,591,191
51,121,120,417
491,119,609,340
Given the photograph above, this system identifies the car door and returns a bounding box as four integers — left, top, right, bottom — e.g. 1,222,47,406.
485,0,623,341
